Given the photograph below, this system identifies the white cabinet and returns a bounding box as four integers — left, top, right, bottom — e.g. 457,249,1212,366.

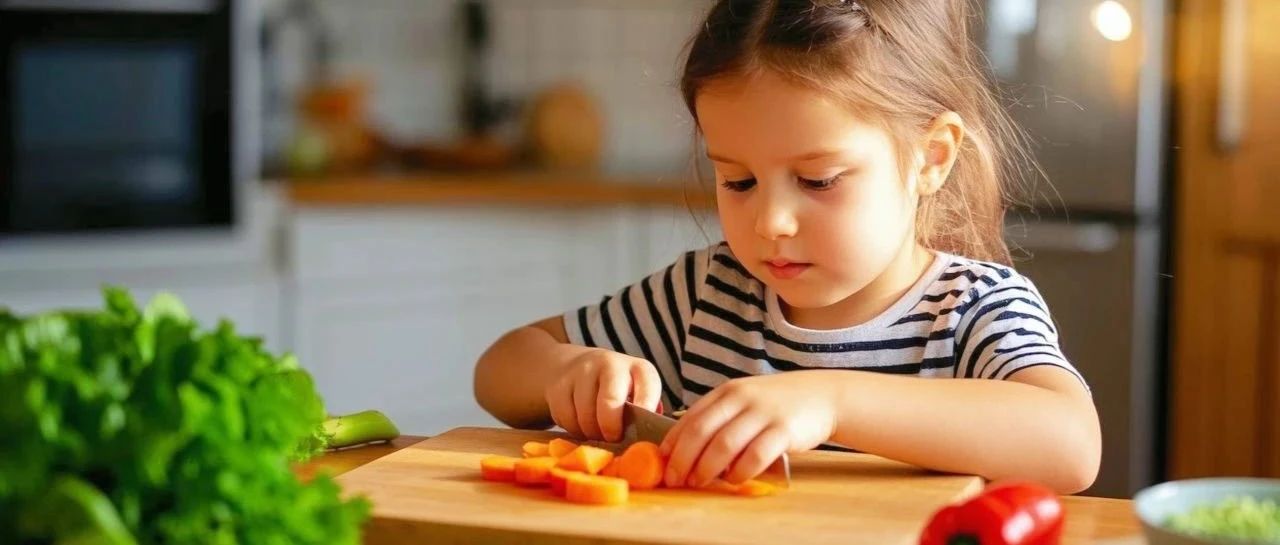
287,205,659,435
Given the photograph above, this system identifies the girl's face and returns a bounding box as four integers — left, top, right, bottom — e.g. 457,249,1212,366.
696,70,947,327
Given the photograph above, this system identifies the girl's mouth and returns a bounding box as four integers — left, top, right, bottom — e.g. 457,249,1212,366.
764,260,811,280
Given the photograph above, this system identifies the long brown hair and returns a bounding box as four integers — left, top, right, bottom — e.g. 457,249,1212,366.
680,0,1035,265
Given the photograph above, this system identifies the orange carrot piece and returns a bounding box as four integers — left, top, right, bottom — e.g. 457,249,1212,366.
565,473,629,505
522,441,550,458
703,479,740,494
514,456,559,486
557,445,615,475
548,438,578,458
549,467,580,497
617,441,666,490
735,480,778,497
480,455,518,482
703,478,780,497
599,458,620,478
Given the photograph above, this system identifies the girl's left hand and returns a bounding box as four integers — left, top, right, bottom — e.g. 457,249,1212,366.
659,371,839,488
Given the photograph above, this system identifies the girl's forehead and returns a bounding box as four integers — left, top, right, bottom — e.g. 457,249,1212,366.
695,72,890,162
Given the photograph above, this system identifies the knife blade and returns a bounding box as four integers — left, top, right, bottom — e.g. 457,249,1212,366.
621,402,791,488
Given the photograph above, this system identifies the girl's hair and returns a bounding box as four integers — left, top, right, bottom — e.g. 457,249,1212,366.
680,0,1034,265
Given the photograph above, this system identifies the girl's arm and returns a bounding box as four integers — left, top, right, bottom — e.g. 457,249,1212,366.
473,316,581,430
829,366,1100,493
659,366,1100,494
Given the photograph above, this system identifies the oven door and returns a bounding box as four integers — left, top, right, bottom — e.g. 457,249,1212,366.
0,0,233,235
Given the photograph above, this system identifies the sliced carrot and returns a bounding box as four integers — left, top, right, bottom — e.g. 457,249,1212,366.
514,456,559,486
480,455,518,482
557,445,615,475
703,478,780,497
738,479,778,497
548,467,580,497
547,438,578,458
565,473,629,506
522,441,550,458
616,441,666,490
703,479,740,494
599,458,620,478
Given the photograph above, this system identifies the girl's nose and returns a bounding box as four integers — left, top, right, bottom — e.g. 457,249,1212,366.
754,191,799,240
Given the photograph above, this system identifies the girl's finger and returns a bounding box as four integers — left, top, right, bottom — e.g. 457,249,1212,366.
660,385,727,456
574,367,603,440
663,397,744,488
687,410,767,488
596,362,630,442
723,425,791,484
547,378,582,438
630,361,662,413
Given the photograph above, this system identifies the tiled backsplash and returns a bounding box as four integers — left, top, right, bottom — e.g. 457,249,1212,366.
264,0,709,175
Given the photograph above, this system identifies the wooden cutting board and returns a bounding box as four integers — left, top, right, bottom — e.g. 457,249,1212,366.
335,427,984,545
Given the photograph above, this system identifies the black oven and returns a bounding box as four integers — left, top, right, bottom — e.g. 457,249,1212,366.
0,0,235,236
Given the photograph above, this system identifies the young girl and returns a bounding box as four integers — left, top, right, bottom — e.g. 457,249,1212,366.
475,0,1101,494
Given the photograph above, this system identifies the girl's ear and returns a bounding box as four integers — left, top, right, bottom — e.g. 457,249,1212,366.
916,112,966,196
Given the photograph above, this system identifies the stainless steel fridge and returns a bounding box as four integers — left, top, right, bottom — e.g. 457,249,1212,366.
978,0,1170,498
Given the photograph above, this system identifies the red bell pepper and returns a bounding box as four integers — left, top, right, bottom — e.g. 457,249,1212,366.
919,482,1065,545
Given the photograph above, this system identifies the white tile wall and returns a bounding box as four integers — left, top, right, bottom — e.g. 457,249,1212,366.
261,0,709,175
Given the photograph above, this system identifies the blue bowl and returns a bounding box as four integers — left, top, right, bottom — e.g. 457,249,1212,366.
1133,478,1280,545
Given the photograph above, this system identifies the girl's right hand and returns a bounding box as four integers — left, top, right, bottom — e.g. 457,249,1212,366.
545,348,663,442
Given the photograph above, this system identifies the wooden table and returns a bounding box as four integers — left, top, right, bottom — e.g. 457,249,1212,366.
297,436,1144,545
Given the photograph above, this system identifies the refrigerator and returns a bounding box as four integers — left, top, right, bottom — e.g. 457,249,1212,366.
977,0,1170,498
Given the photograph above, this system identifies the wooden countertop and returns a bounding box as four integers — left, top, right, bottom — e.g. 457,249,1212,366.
296,435,1144,545
286,172,716,209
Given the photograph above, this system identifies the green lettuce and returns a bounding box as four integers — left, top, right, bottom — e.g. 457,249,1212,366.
0,287,369,545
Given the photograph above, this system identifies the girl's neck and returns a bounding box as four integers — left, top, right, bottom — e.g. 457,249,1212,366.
782,242,935,331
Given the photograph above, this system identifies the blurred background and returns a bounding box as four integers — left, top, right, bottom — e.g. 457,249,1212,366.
0,0,1276,500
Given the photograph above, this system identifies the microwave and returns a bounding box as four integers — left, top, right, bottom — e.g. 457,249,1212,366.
0,0,239,236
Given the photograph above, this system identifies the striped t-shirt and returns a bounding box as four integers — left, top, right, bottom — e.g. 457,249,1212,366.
562,242,1085,412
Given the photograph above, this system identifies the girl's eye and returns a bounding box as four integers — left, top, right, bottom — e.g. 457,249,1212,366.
799,175,841,191
720,178,757,192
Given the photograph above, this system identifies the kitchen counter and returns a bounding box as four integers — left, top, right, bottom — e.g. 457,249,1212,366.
286,172,716,209
297,435,1144,545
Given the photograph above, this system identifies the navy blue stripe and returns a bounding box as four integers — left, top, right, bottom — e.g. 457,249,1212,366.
689,326,954,376
712,251,753,279
619,286,655,362
684,251,697,319
954,287,1042,375
696,299,955,353
963,328,1051,378
993,342,1057,355
598,296,625,353
893,311,939,325
983,350,1060,379
706,274,767,310
619,285,684,407
683,349,753,379
689,325,948,375
690,325,800,371
662,263,686,357
949,286,987,317
681,375,714,396
1003,362,1088,388
920,289,966,303
918,356,956,370
993,310,1058,335
939,269,999,284
577,306,595,346
896,286,1035,327
641,275,683,406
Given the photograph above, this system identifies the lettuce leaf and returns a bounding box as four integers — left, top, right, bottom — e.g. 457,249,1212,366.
0,287,369,545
